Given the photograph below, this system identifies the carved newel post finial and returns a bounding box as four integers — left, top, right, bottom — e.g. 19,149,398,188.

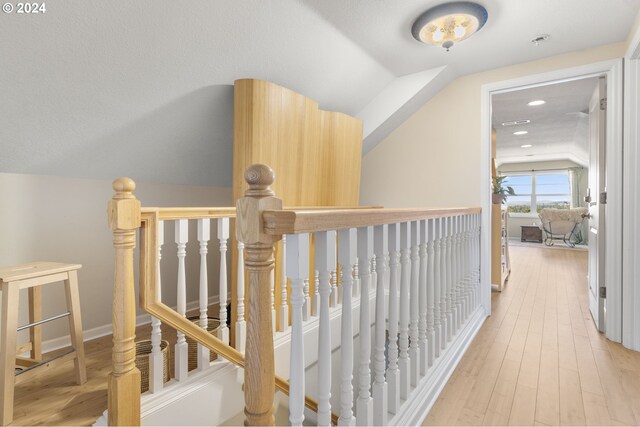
108,177,141,426
244,163,275,197
237,164,282,426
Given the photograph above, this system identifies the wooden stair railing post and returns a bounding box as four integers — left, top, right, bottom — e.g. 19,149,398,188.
107,177,142,426
236,164,282,426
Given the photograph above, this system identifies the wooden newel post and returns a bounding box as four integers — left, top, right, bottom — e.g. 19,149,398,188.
236,164,282,426
107,177,142,426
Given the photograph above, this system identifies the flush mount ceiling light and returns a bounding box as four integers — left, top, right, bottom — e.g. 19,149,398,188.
411,1,488,52
528,100,546,106
513,131,528,135
521,144,533,148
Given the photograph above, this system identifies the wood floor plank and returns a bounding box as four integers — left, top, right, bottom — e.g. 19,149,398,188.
426,245,640,427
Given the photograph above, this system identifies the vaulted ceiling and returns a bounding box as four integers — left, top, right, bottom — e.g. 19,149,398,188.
1,0,638,185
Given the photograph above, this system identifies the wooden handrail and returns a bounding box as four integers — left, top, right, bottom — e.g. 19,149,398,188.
139,209,339,425
262,206,482,235
141,205,382,221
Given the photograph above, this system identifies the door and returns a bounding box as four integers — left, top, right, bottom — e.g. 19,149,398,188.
587,77,606,332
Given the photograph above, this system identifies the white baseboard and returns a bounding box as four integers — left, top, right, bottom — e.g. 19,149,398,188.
39,293,224,354
390,306,487,426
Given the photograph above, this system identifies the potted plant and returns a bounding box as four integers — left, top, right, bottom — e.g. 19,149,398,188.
492,175,516,204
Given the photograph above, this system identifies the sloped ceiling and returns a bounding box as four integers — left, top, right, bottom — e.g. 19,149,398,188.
1,0,638,185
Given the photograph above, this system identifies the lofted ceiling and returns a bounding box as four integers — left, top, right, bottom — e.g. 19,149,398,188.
1,0,638,185
493,77,600,166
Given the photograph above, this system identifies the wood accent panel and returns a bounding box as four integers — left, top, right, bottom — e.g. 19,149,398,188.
232,79,363,207
232,79,363,333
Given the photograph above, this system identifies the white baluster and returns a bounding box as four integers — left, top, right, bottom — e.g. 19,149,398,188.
356,226,373,426
373,225,388,425
409,221,421,386
434,218,443,357
218,218,230,343
451,217,460,333
235,241,247,353
150,220,164,393
279,236,289,332
330,269,338,308
426,219,435,367
418,219,428,375
398,222,411,399
462,215,471,321
303,277,311,321
312,271,320,317
371,257,377,293
440,217,450,349
175,219,189,381
286,234,309,427
314,230,336,427
338,228,357,426
387,223,400,414
455,216,464,330
197,218,211,370
445,217,454,342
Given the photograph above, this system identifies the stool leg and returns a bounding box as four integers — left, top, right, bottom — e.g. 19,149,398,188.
1,282,19,425
28,287,43,362
64,271,87,384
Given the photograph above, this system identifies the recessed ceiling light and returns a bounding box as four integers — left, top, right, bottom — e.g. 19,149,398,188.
527,100,546,106
521,144,533,148
502,119,531,126
514,131,528,135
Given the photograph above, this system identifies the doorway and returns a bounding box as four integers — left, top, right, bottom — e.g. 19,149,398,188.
481,60,622,342
491,76,605,332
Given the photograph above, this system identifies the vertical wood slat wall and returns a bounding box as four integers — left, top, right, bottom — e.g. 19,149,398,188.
231,79,363,336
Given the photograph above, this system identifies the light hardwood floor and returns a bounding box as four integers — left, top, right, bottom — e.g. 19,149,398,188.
10,311,200,426
8,247,640,426
424,245,640,426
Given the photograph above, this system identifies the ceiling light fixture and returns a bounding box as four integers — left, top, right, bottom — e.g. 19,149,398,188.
530,34,550,46
502,119,531,126
521,144,533,148
527,100,546,106
411,2,488,52
514,131,528,135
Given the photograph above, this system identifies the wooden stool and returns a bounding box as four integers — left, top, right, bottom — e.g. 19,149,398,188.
0,262,87,425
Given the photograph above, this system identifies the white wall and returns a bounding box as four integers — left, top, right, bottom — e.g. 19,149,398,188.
0,172,231,348
359,43,626,209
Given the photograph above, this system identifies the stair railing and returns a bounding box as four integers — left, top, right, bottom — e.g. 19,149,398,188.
107,173,342,426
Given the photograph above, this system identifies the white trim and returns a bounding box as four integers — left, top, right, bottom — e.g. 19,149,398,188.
623,30,640,351
480,85,492,315
481,59,624,343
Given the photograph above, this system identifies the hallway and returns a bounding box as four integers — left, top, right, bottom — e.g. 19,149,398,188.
423,245,640,426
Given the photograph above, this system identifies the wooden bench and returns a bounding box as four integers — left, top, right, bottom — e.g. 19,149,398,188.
0,262,87,426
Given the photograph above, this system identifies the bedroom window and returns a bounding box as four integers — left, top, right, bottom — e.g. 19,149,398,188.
502,170,571,215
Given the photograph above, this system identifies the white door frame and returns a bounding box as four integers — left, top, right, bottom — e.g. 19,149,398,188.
623,30,640,351
480,59,624,343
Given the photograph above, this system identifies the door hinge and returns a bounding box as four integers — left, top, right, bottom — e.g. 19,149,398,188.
600,287,607,299
600,98,607,110
600,191,607,204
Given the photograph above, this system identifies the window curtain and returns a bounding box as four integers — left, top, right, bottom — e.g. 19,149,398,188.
569,167,582,209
